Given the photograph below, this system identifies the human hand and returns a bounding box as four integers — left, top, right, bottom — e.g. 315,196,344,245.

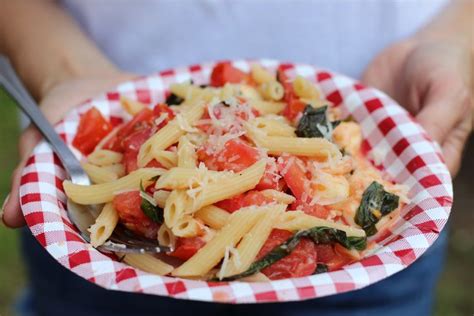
2,73,135,227
362,37,473,176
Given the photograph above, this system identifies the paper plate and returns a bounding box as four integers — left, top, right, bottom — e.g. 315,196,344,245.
19,59,453,303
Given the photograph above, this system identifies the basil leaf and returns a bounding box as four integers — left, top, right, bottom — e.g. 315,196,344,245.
139,181,164,223
165,93,184,105
295,105,340,140
218,225,367,281
354,181,399,236
313,263,328,274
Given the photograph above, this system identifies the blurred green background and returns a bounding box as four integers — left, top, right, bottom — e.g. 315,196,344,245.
0,88,473,315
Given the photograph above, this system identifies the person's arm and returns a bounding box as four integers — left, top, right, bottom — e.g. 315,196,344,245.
0,0,131,227
363,0,473,176
0,0,121,100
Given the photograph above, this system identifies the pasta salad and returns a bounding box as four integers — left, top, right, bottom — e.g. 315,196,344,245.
64,62,408,281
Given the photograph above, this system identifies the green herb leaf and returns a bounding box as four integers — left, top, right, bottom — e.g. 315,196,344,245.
165,93,184,105
218,225,367,281
139,180,164,223
295,105,340,140
354,181,399,236
313,263,328,274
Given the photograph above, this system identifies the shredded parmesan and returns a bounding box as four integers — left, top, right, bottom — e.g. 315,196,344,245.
154,112,169,127
140,190,157,207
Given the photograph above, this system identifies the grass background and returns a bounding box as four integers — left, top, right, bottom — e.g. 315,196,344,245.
0,88,472,315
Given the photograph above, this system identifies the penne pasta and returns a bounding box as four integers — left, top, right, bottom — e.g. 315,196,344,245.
137,103,204,167
157,224,177,249
164,190,193,227
122,253,174,276
153,190,170,208
87,149,123,166
248,99,285,115
221,204,286,277
82,163,119,184
172,207,264,277
177,136,197,168
250,65,274,84
101,163,126,178
292,75,320,100
275,210,366,237
88,203,119,247
260,189,296,204
258,81,284,101
154,150,178,169
195,205,230,229
172,215,204,237
120,96,147,115
245,123,342,159
250,116,296,137
63,168,166,205
155,167,228,190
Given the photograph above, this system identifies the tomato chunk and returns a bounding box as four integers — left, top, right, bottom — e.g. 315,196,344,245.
282,98,306,122
210,62,247,87
216,190,275,213
72,107,113,155
117,108,155,141
290,199,330,219
257,229,317,280
153,103,175,128
121,126,155,173
277,156,309,200
112,191,158,239
169,236,206,260
315,244,355,271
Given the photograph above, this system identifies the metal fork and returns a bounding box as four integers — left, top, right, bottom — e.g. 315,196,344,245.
0,57,170,253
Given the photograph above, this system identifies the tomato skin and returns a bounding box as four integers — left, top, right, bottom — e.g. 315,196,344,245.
72,107,113,155
216,190,275,213
282,98,306,122
277,156,309,200
117,108,155,142
314,244,354,271
290,199,330,219
257,229,317,280
152,103,175,127
112,191,158,239
121,126,155,173
210,62,247,87
169,236,206,260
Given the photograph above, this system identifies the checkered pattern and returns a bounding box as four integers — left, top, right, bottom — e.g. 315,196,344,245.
18,59,452,303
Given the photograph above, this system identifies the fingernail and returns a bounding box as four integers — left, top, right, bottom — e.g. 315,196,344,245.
1,193,10,226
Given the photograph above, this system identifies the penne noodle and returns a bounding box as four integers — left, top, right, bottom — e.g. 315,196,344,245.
120,96,147,115
275,210,366,237
63,168,166,205
122,253,174,276
87,150,123,166
88,203,119,247
82,163,119,184
222,204,286,277
195,205,230,229
248,100,285,115
260,189,296,204
171,207,264,277
153,190,170,208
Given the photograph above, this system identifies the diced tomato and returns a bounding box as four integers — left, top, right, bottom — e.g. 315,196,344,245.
277,67,294,104
72,107,113,155
198,139,259,172
210,62,247,87
257,229,317,280
216,190,275,213
103,134,122,152
112,191,158,239
121,127,155,173
290,199,330,219
153,103,175,128
314,244,354,271
277,156,309,200
255,161,284,191
282,98,306,122
117,108,155,141
169,236,206,260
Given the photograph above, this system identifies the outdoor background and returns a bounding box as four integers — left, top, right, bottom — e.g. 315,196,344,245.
0,87,472,315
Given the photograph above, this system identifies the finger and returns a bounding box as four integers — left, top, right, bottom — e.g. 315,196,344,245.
416,79,471,145
2,161,27,227
441,114,473,177
2,127,43,228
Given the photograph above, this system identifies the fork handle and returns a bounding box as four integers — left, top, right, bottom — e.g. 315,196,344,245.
0,57,84,179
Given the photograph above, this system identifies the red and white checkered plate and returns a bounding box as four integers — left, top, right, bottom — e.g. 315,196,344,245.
19,60,453,303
